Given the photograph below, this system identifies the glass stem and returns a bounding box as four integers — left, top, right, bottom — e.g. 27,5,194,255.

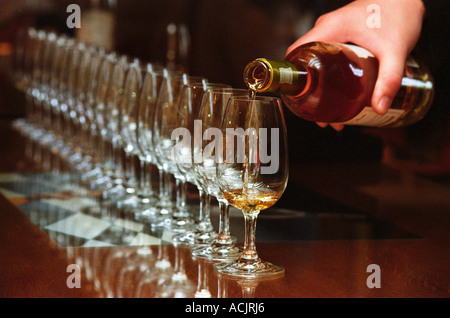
113,142,123,181
158,169,171,204
163,169,171,200
216,199,232,245
157,168,164,199
78,119,89,157
138,156,146,193
104,138,112,170
99,135,108,170
240,210,260,262
197,190,213,232
139,159,154,200
143,160,150,192
145,161,155,196
124,152,133,188
175,178,187,215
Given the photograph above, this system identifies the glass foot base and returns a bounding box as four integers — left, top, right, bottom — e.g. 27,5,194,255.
172,229,217,246
191,244,241,261
214,259,284,278
166,216,196,233
135,206,172,227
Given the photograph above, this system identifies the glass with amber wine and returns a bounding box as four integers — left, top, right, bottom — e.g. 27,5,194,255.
215,95,288,278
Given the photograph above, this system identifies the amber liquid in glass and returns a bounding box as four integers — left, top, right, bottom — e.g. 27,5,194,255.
223,188,282,211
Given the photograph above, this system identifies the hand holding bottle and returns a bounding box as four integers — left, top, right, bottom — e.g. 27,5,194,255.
287,0,425,130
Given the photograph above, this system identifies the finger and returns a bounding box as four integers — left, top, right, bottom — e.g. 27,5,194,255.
316,122,345,131
371,51,406,115
330,123,345,131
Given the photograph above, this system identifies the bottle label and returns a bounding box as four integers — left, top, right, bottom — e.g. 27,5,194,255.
256,59,299,93
339,107,404,127
342,44,374,59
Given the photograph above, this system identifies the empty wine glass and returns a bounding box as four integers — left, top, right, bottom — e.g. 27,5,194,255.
54,37,78,166
101,54,130,202
63,41,91,171
191,88,249,261
142,69,176,226
152,71,206,229
88,52,118,192
78,45,108,185
45,34,71,174
119,58,151,213
70,44,107,178
80,53,130,217
70,44,105,175
171,83,231,246
134,64,167,223
215,96,289,278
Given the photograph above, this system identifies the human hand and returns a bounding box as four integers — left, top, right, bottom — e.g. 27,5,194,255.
287,0,425,130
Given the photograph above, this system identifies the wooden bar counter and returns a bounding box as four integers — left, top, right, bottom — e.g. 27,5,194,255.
0,119,449,299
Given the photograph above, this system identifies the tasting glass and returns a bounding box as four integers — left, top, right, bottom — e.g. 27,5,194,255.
69,43,103,174
88,52,118,192
37,31,69,174
74,44,108,178
63,41,91,170
63,42,109,188
134,65,167,222
42,34,80,179
151,71,206,229
101,54,131,202
77,46,108,185
172,83,231,245
80,53,129,216
45,34,70,171
190,88,249,260
215,96,288,278
53,37,77,165
118,58,151,213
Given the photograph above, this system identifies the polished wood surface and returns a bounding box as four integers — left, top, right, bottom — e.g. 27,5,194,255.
0,119,449,298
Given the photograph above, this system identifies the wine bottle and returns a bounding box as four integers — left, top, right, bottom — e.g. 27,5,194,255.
243,42,434,127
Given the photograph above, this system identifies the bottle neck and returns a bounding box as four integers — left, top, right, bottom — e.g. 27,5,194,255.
243,58,309,95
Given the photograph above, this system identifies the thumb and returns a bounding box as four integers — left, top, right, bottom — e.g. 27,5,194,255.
371,52,406,115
